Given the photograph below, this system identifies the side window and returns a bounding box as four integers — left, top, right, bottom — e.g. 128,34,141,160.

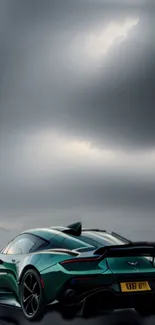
2,234,48,255
7,236,36,255
32,236,48,252
2,238,20,254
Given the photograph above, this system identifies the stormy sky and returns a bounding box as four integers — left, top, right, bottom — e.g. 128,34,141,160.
0,0,155,244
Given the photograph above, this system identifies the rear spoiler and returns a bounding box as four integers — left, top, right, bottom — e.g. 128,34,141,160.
94,242,155,258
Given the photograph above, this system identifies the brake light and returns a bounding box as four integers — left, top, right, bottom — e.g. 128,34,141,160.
60,256,100,265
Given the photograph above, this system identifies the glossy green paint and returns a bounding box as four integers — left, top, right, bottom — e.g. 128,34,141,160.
106,256,155,274
0,255,19,305
39,255,155,303
40,258,110,302
0,227,155,309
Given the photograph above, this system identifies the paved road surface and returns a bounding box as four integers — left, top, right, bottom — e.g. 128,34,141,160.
0,307,155,325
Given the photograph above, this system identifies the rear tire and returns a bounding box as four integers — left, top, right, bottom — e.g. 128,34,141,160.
19,269,46,321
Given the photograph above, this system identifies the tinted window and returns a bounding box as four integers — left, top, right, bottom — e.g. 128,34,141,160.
60,237,93,250
6,237,35,255
80,232,125,248
94,232,125,245
48,234,93,250
2,239,19,254
3,234,47,255
47,232,124,251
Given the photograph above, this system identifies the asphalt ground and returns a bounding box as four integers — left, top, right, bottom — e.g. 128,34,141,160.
0,306,155,325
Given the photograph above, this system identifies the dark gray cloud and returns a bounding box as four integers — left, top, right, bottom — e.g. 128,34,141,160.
0,0,155,148
1,165,155,210
0,0,155,238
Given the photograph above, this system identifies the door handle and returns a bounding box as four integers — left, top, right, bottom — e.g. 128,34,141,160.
0,259,3,264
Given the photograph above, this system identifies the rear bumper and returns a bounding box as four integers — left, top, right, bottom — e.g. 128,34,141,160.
54,273,155,317
83,290,155,317
50,288,155,319
61,285,155,306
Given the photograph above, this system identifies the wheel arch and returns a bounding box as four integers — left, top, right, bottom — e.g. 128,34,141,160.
19,265,41,284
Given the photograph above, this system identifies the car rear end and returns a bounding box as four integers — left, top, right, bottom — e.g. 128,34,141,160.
58,242,155,317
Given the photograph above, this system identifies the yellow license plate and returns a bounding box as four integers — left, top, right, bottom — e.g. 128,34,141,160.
120,281,151,292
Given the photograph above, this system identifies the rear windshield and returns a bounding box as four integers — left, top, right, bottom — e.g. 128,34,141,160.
80,231,125,249
48,231,125,251
48,232,94,250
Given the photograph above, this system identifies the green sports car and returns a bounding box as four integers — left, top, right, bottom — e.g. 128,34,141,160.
0,222,155,321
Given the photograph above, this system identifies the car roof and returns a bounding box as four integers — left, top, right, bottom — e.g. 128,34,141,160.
22,228,63,241
22,227,110,241
22,225,130,246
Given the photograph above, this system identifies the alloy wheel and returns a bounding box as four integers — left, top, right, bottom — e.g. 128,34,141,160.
22,272,41,317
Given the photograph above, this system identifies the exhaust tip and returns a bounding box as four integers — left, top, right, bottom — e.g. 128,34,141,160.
64,289,75,300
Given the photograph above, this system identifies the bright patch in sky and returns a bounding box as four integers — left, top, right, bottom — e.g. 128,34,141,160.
67,17,139,69
19,130,155,179
85,17,139,59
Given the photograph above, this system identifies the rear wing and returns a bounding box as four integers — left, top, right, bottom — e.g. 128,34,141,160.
94,242,155,258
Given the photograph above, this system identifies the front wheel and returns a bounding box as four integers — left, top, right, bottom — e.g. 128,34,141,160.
19,269,46,321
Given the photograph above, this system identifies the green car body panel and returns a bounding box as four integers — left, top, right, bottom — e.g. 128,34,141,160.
0,222,155,319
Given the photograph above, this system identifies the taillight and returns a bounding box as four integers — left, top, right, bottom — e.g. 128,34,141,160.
60,256,100,265
60,256,100,271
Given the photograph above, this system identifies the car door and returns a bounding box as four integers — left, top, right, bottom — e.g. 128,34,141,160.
0,234,37,298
